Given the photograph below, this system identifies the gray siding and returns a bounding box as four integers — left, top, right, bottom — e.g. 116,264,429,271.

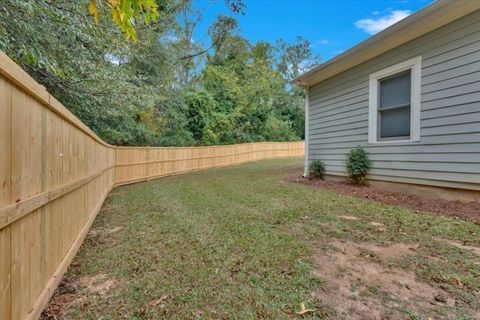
308,10,480,190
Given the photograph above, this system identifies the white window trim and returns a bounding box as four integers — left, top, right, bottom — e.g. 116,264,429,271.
368,56,422,144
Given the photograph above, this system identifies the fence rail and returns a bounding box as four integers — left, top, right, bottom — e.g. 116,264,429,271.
116,143,303,185
0,51,304,320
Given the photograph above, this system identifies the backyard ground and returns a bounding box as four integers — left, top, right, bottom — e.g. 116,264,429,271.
42,157,480,320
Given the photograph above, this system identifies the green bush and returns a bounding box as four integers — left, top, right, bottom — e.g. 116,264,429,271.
185,90,216,142
309,160,326,179
346,146,371,185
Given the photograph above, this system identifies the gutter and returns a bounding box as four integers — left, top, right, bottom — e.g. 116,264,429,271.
303,86,310,177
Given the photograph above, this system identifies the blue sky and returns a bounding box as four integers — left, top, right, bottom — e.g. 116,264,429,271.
192,0,433,62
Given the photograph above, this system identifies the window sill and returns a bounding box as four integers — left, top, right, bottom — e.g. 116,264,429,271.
368,139,421,146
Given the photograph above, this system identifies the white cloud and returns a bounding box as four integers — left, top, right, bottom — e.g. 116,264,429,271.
355,10,411,35
317,39,329,45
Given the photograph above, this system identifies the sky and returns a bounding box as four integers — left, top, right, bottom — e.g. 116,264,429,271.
192,0,433,62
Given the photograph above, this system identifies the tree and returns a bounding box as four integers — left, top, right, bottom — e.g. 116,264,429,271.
185,90,216,142
274,37,321,138
88,0,245,41
276,36,319,82
1,0,314,147
88,0,159,40
0,0,184,145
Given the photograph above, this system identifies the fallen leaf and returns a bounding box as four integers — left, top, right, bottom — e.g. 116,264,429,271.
339,215,360,221
452,276,463,288
105,226,122,233
149,295,169,307
369,222,386,228
295,302,315,315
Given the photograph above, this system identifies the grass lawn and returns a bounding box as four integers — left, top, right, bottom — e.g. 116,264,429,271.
43,157,480,319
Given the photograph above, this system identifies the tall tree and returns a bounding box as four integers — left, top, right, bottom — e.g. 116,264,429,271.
276,36,319,82
1,0,316,146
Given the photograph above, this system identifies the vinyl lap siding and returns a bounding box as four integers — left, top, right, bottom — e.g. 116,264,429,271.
308,10,480,190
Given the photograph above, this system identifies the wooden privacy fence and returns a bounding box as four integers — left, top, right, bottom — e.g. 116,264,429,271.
116,142,304,185
0,51,304,320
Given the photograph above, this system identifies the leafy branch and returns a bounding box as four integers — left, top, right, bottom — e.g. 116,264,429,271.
89,0,160,40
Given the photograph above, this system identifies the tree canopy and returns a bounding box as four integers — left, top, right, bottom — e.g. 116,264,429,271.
0,0,319,146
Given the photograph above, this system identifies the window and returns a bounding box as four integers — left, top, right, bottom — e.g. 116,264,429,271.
368,56,421,143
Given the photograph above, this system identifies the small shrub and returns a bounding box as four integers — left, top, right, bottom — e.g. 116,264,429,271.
309,160,326,179
346,146,371,185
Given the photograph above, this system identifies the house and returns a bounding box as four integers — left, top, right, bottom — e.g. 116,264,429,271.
294,0,480,201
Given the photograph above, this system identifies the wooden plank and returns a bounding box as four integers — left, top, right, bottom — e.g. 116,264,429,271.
10,216,31,320
0,75,12,320
11,87,31,203
39,205,50,294
0,226,11,320
48,96,109,147
29,209,42,305
40,102,49,295
24,184,114,320
45,111,63,190
0,76,12,206
10,84,34,320
0,165,115,229
0,50,109,147
30,98,43,195
0,52,49,105
48,200,62,276
27,100,43,309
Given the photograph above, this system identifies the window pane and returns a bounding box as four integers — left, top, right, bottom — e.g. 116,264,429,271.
379,106,411,138
379,71,411,108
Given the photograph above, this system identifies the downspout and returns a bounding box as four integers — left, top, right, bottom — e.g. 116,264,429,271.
303,86,310,177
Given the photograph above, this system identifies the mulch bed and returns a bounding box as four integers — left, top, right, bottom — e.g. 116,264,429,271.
288,176,480,223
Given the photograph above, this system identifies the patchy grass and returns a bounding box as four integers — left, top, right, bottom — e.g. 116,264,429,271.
42,158,480,319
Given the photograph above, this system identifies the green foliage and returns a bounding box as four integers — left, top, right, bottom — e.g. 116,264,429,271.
263,115,295,141
309,160,326,179
185,90,216,143
201,31,315,144
276,36,319,82
346,146,371,185
89,0,159,40
0,0,318,147
0,0,180,146
204,113,234,145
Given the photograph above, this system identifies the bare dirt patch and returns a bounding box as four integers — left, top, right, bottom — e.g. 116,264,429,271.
79,274,118,295
314,240,465,319
288,176,480,222
41,277,86,320
41,274,118,319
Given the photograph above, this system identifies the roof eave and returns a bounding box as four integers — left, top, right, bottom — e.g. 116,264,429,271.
293,0,480,87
